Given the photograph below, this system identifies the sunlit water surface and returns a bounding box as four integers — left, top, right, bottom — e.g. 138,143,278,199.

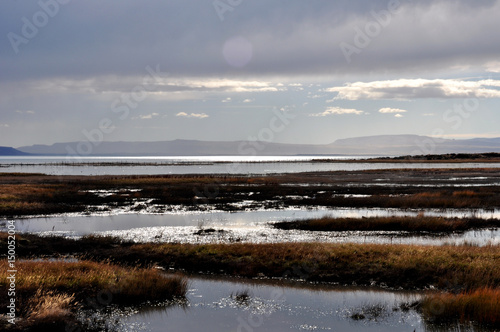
113,276,425,332
2,156,500,175
6,208,499,246
96,276,485,332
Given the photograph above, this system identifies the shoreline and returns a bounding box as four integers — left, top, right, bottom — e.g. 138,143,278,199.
2,152,500,166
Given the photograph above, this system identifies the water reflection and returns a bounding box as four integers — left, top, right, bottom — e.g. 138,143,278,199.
9,208,500,233
7,208,499,247
111,276,493,331
116,276,424,332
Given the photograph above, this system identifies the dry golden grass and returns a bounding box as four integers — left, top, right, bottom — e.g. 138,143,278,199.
422,287,500,327
0,259,187,330
0,260,187,303
398,191,484,208
0,183,83,215
452,190,478,197
26,289,75,324
4,233,499,292
131,242,500,291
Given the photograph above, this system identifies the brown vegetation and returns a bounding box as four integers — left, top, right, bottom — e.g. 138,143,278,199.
272,215,500,232
0,259,187,330
366,152,500,163
422,288,500,327
132,242,500,291
4,233,499,291
2,169,500,216
3,232,500,327
2,166,500,327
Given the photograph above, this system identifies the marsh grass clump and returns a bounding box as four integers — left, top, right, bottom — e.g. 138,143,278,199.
272,215,500,233
349,303,389,322
231,289,251,306
421,288,500,327
133,242,500,291
5,233,500,292
3,260,188,304
0,260,187,330
22,289,76,330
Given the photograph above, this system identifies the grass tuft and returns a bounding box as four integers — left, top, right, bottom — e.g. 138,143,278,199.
272,215,500,232
422,288,500,327
0,260,187,330
25,289,75,326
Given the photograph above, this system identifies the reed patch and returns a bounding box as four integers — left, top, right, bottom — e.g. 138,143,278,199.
0,259,187,330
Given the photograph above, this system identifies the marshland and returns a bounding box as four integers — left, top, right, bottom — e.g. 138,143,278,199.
1,156,500,331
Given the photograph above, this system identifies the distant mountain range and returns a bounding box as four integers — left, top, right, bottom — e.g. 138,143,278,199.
4,135,500,156
0,146,31,156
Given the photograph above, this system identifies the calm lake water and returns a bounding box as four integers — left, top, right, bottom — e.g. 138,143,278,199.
2,156,500,175
8,208,500,246
111,276,425,332
99,274,490,332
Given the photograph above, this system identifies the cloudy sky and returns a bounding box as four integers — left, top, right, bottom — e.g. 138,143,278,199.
1,0,500,147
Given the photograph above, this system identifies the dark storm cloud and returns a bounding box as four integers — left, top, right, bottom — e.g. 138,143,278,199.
1,0,499,81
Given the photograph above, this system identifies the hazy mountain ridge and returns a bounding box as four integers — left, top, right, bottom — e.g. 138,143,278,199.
9,135,500,156
0,146,30,156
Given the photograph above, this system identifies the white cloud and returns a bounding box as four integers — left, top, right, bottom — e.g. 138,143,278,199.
133,112,159,120
26,77,281,96
0,123,9,127
181,79,278,93
243,99,254,103
485,61,500,73
308,93,324,99
176,112,209,119
327,79,500,100
423,113,435,116
309,107,365,117
15,110,35,114
394,114,404,118
222,97,231,103
379,108,407,114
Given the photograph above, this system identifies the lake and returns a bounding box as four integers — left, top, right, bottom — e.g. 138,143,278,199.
2,156,500,175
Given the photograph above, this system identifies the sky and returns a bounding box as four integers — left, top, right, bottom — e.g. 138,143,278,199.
1,0,500,148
